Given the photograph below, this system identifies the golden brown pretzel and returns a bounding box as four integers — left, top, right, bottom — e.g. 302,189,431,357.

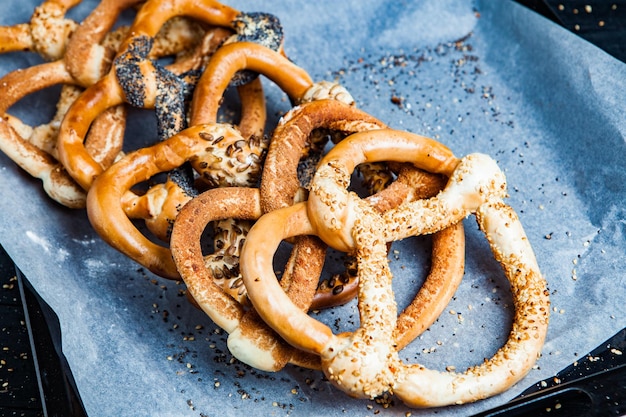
170,186,322,371
225,103,465,370
0,0,80,60
57,0,283,191
190,41,312,126
85,3,292,283
260,99,385,311
259,99,464,316
240,130,549,407
62,0,145,85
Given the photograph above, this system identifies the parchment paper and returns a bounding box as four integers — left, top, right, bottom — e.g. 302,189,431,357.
1,0,625,416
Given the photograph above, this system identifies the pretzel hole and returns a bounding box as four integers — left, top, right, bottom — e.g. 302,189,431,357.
7,84,61,128
395,222,515,372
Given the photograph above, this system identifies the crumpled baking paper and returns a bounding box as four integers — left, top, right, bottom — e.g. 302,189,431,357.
1,0,625,415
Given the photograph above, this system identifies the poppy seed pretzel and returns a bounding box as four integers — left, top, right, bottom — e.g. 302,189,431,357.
86,7,290,282
0,0,80,60
101,47,274,282
240,129,549,408
56,0,282,191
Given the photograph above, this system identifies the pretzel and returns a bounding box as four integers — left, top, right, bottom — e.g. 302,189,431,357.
87,122,263,278
240,129,549,407
57,0,283,191
86,37,285,279
0,1,210,207
259,99,385,311
88,32,356,282
170,186,322,370
223,101,464,370
170,96,462,372
0,0,80,60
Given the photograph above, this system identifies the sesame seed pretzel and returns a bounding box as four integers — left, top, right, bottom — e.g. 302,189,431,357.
170,156,462,372
224,101,464,371
240,128,549,407
0,0,80,60
259,98,463,316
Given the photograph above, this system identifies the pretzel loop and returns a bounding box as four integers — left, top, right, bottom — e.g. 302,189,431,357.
307,129,459,253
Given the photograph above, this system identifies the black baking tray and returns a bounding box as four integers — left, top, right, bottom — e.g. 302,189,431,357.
0,244,87,417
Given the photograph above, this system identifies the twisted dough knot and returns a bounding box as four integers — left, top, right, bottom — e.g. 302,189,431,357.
0,0,79,59
30,0,77,60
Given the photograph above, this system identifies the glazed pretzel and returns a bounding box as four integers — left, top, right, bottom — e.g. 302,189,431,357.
57,0,283,191
240,129,549,407
0,0,80,60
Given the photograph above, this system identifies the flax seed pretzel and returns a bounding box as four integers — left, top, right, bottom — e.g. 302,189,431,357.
0,0,80,60
57,0,283,191
240,129,549,407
